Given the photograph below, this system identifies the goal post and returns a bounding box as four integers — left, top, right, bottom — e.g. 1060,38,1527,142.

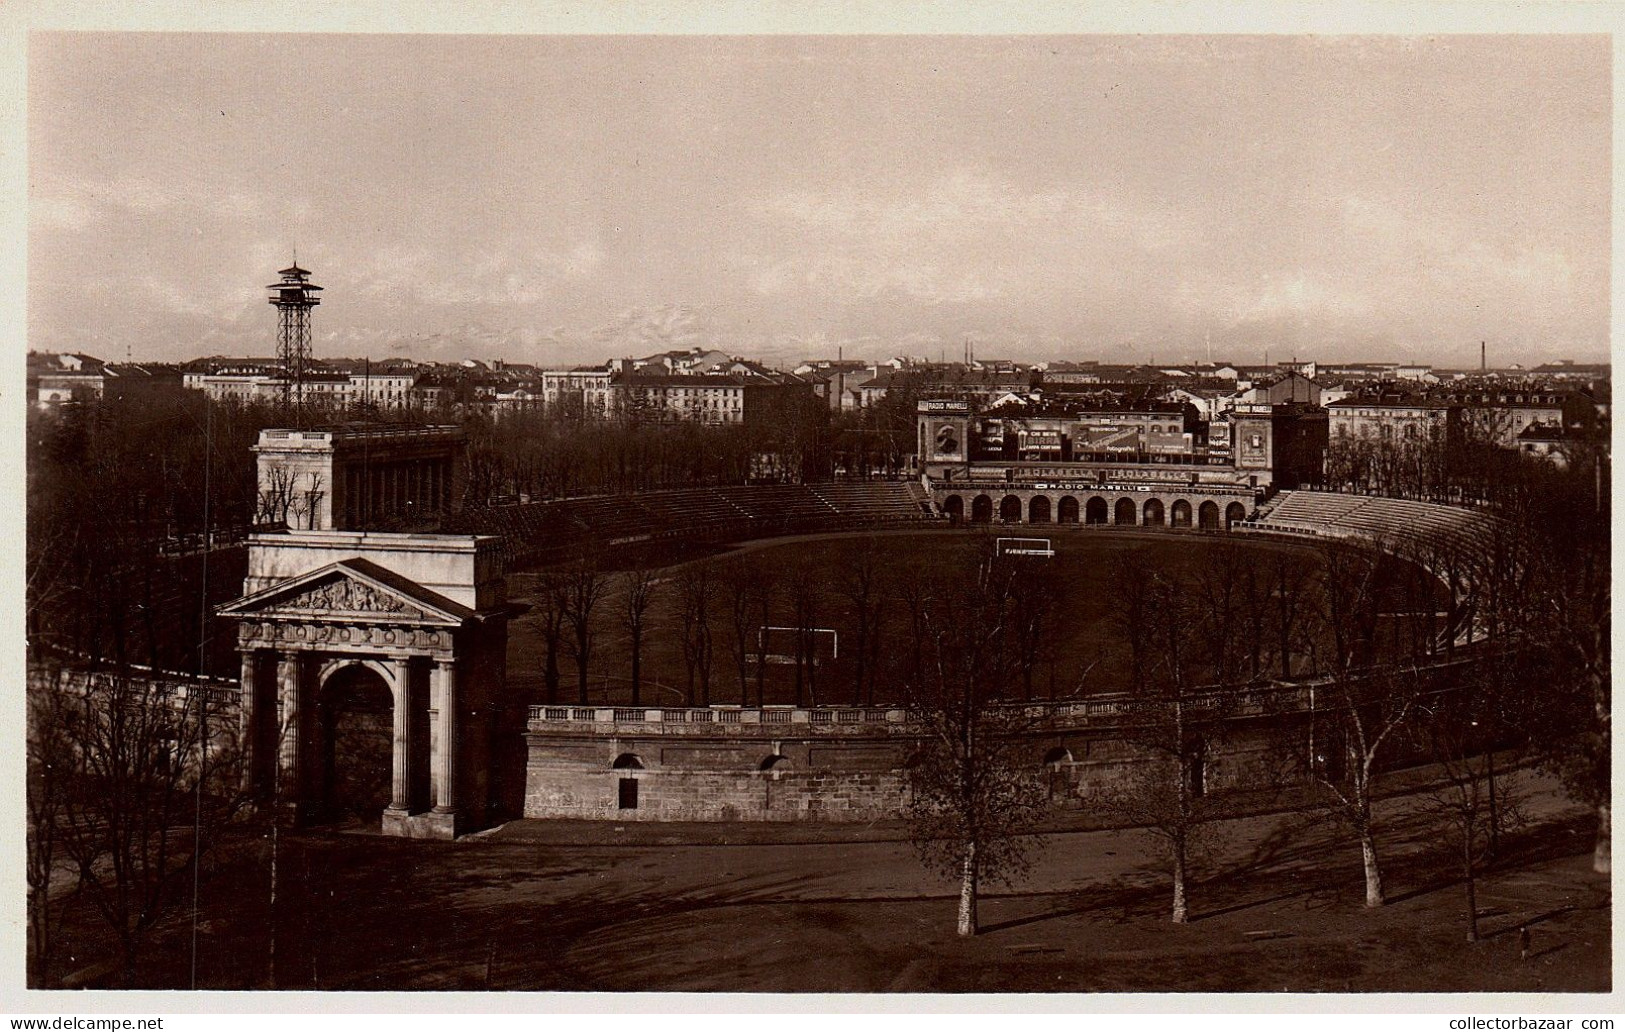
996,536,1055,558
754,626,839,666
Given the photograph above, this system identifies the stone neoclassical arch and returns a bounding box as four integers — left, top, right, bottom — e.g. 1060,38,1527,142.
220,543,511,840
317,655,402,696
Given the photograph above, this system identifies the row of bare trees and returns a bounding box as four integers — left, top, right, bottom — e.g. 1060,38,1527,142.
902,437,1608,935
27,661,246,986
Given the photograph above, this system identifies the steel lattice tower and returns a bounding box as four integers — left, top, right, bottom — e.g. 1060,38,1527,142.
267,262,323,413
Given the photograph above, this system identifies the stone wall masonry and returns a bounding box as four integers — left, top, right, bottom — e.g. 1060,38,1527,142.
522,760,909,822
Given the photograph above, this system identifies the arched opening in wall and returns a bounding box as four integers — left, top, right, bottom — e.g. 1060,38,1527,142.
1058,496,1080,523
1029,495,1052,523
1114,498,1137,526
1199,501,1221,531
317,663,395,822
971,494,993,523
612,753,644,810
1170,499,1193,528
1143,498,1165,527
1000,495,1023,523
1043,747,1073,766
1225,502,1247,529
759,754,790,771
1085,496,1108,525
943,495,964,523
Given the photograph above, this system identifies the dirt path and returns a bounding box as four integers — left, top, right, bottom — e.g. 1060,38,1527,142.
62,769,1603,992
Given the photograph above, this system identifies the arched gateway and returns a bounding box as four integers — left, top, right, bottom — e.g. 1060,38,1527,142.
220,435,516,841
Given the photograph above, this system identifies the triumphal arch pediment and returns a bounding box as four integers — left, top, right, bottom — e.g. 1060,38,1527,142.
220,529,513,840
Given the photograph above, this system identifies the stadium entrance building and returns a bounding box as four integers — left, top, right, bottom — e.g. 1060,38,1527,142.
917,396,1326,526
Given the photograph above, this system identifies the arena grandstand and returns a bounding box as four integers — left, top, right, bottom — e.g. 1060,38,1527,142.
1241,489,1495,559
445,479,935,567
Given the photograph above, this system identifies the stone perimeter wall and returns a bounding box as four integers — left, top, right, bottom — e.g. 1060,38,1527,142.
522,709,1307,823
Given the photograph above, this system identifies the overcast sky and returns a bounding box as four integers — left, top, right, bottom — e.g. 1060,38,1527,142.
28,33,1611,369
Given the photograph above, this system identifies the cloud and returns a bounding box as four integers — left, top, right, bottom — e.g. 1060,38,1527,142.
354,238,603,307
737,170,1191,306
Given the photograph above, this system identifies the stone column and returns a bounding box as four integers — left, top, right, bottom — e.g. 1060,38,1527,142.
239,650,259,795
387,656,414,814
431,659,458,814
275,651,303,802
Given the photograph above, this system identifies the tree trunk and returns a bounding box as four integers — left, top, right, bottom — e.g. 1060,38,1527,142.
957,841,978,937
1171,836,1189,924
1463,833,1479,943
1485,750,1499,859
1361,829,1385,907
1595,802,1611,874
629,632,641,707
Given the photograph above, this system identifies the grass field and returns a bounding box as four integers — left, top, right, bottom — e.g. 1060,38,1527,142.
506,528,1448,708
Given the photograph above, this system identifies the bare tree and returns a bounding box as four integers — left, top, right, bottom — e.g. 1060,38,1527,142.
1007,558,1061,701
32,661,244,985
26,667,70,986
834,542,886,706
618,566,660,707
674,562,716,706
1107,565,1218,923
751,563,777,707
1108,549,1155,693
529,571,569,705
889,562,936,696
1268,551,1313,680
786,559,823,707
1419,687,1527,943
1301,541,1424,908
720,557,766,707
904,546,1045,936
255,465,300,526
559,559,607,706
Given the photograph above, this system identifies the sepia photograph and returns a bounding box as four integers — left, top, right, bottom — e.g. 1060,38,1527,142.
19,19,1612,999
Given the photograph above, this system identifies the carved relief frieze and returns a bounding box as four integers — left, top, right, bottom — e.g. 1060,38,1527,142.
267,576,424,619
237,618,454,655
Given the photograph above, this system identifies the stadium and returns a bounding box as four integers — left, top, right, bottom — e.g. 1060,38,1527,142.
29,397,1518,839
457,401,1488,826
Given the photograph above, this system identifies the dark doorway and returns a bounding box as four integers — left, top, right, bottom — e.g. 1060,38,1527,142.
1143,498,1165,527
1171,499,1193,528
999,495,1023,522
1058,496,1080,523
1085,496,1108,525
318,664,395,822
1114,498,1136,526
1226,502,1247,529
618,777,639,810
1199,501,1221,531
971,494,993,523
1029,495,1051,523
943,495,964,522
